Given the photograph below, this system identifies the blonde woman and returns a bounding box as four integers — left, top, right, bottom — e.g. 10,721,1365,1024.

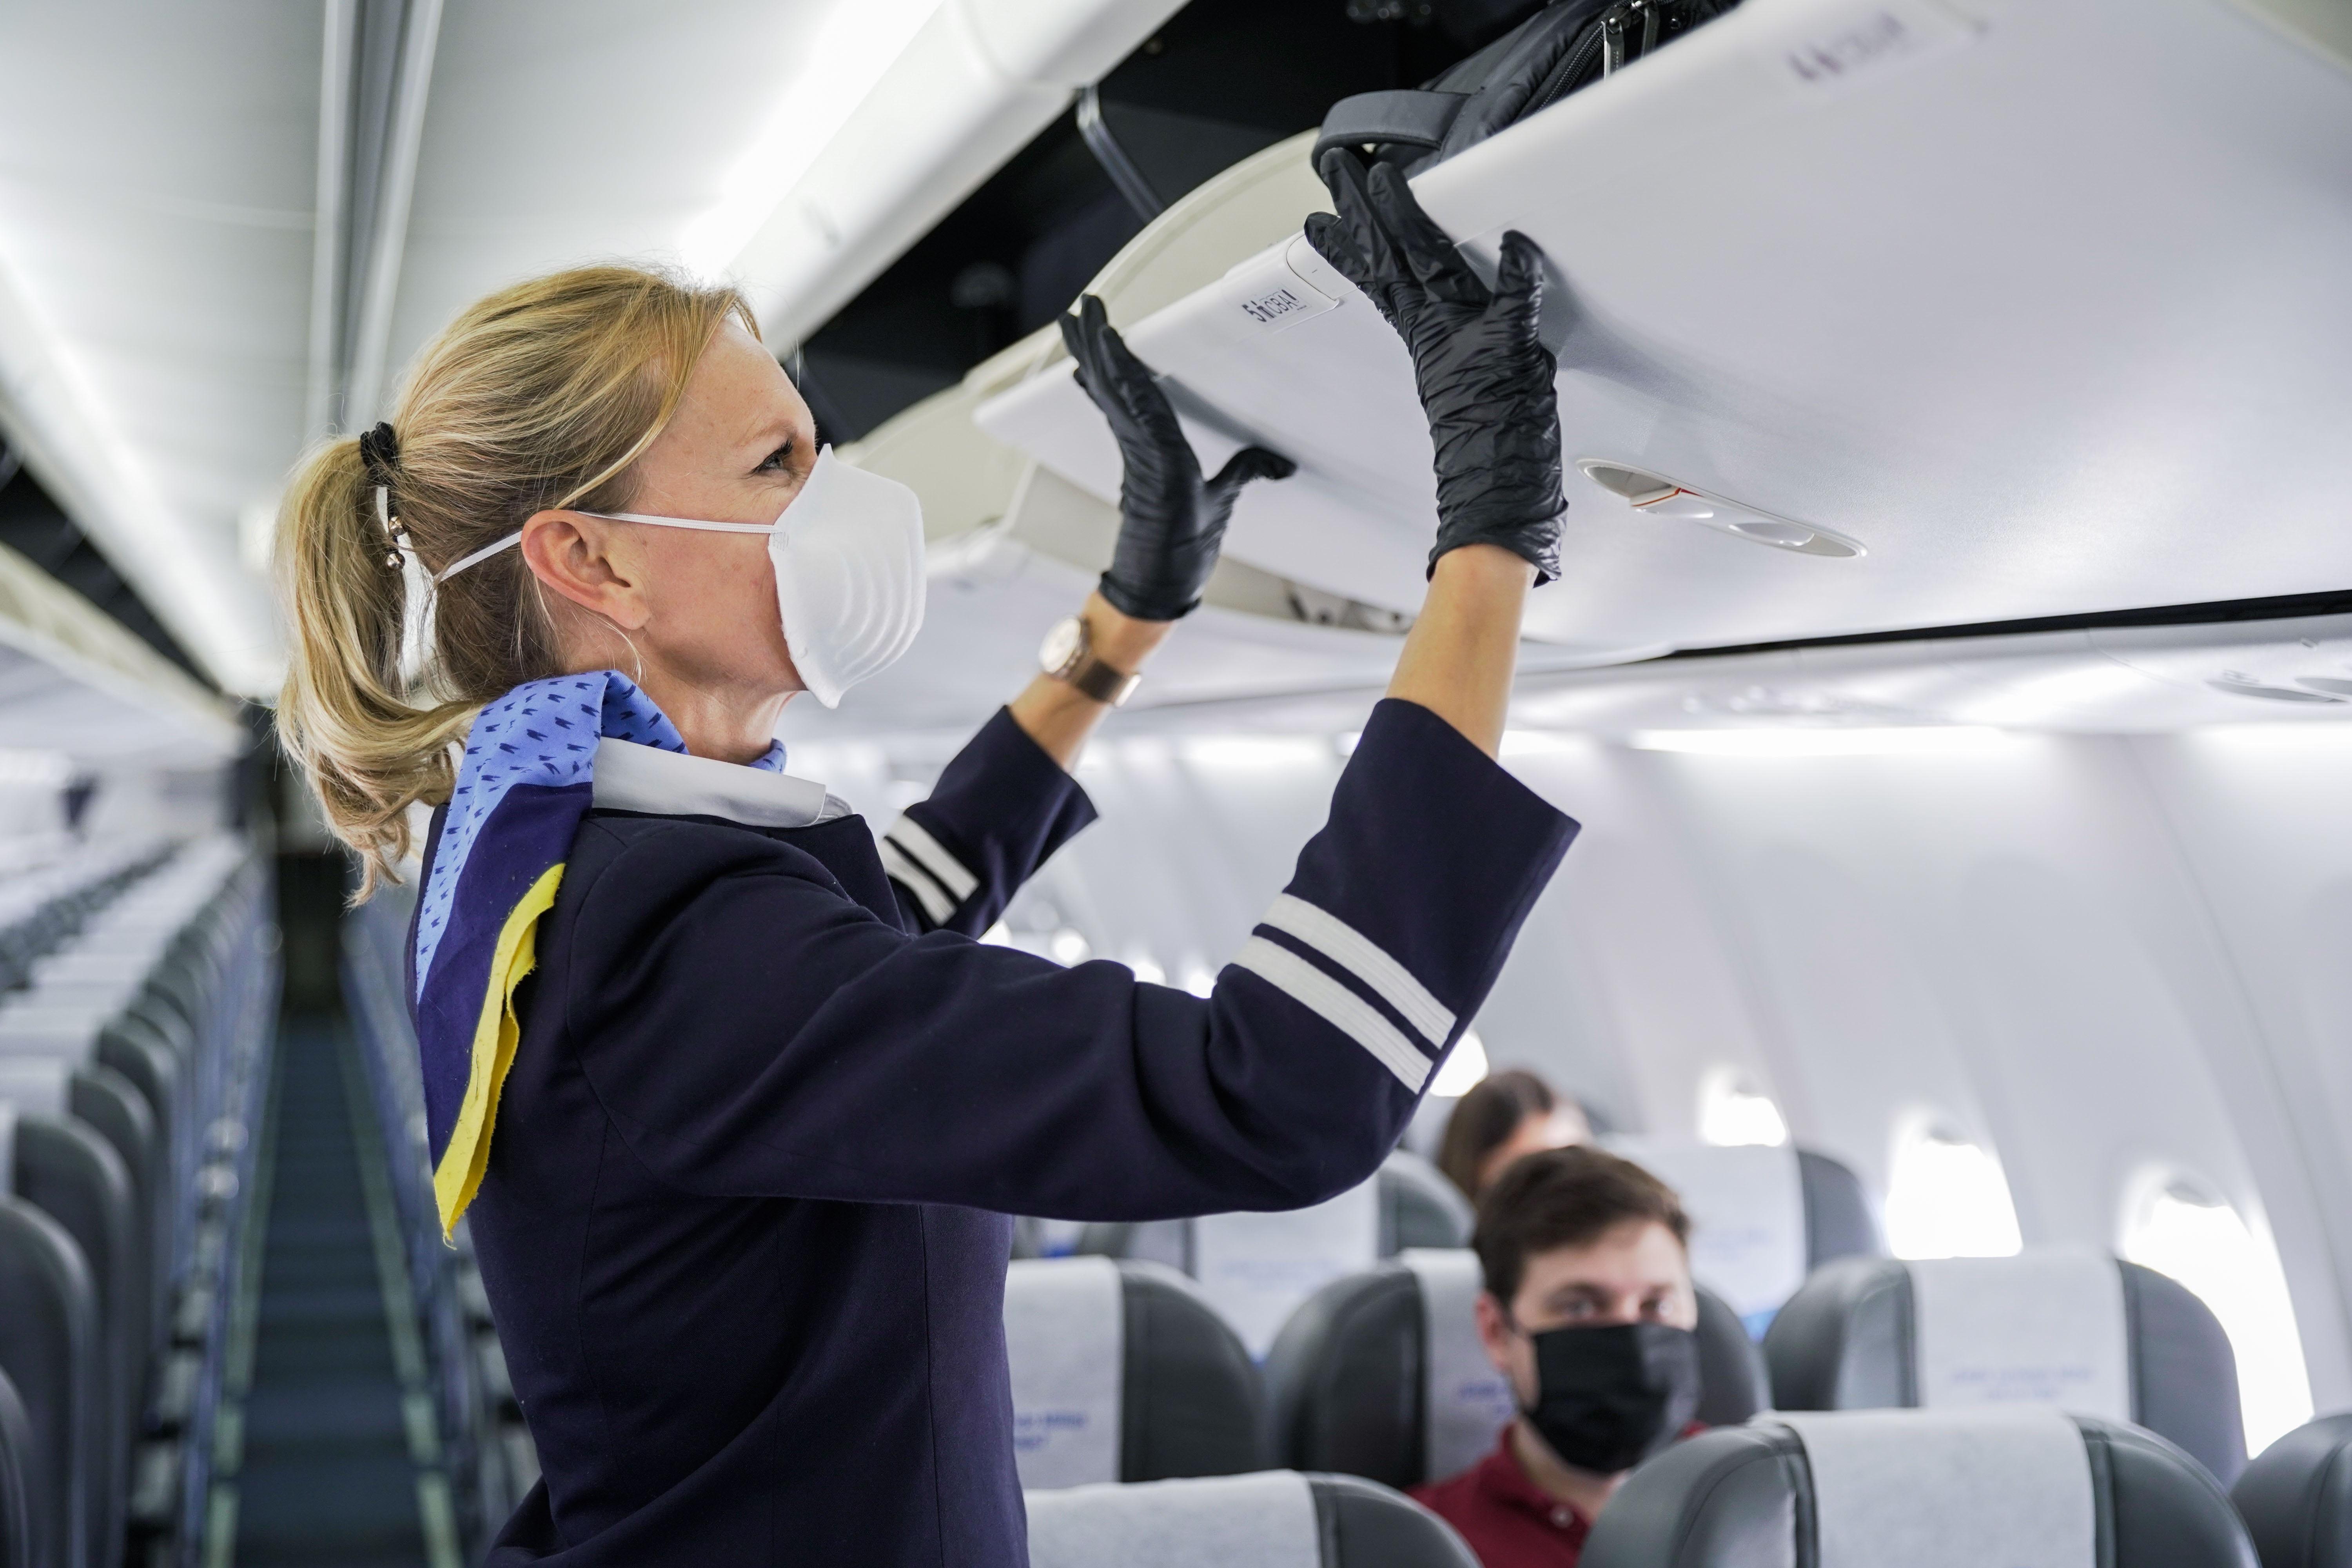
277,156,1577,1564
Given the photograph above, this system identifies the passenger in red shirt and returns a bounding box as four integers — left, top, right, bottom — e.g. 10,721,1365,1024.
1412,1147,1705,1568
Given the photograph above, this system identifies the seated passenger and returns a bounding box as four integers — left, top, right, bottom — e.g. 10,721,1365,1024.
1414,1147,1702,1568
1437,1068,1592,1201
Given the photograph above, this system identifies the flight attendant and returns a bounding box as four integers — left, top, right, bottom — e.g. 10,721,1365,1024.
276,156,1574,1565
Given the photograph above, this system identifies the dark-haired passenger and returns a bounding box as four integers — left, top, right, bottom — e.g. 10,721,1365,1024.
1436,1069,1593,1202
1412,1147,1703,1568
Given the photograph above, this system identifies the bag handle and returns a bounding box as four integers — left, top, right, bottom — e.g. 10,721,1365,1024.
1313,90,1469,165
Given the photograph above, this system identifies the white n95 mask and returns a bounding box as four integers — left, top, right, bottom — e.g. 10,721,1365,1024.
747,446,928,707
439,445,927,708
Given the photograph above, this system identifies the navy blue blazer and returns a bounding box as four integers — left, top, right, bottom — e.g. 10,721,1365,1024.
433,698,1575,1565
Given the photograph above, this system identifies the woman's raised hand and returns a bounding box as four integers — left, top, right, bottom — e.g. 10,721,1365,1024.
1059,295,1295,622
1306,150,1565,584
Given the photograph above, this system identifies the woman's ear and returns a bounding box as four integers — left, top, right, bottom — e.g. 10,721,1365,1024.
520,511,650,630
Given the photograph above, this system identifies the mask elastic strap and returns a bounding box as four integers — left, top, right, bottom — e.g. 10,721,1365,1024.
432,512,777,586
584,512,776,535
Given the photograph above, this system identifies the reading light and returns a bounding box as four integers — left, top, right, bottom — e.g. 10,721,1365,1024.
1627,727,2018,757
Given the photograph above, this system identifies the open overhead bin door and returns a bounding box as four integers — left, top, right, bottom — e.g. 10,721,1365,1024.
975,0,2352,655
846,131,1441,644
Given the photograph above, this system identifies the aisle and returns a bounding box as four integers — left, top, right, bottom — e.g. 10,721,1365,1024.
229,1015,431,1566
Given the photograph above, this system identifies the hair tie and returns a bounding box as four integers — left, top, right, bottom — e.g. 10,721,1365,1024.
357,421,401,477
358,423,406,565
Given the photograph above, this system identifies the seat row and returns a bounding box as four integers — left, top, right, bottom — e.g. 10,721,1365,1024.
0,838,272,1568
1014,1409,2254,1568
1016,1136,2352,1567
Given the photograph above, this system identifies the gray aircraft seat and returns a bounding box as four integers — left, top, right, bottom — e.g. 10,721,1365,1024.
0,1174,100,1568
1024,1470,1476,1568
1081,1152,1475,1267
1582,1409,2256,1568
1600,1142,1882,1337
0,1011,180,1214
6,1094,136,1566
1004,1257,1263,1489
1263,1249,1769,1489
1073,1152,1476,1356
1762,1248,2247,1484
2228,1413,2352,1568
0,1365,33,1568
0,1055,161,1349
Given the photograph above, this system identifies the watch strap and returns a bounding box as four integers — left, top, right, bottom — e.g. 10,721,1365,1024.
1067,654,1142,707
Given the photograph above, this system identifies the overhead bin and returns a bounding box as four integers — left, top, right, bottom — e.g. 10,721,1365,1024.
0,540,239,764
976,0,2352,655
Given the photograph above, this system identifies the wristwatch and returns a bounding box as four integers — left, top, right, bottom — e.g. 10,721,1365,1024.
1039,615,1142,707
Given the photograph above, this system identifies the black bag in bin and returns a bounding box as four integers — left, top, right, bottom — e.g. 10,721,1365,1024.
1318,0,1743,175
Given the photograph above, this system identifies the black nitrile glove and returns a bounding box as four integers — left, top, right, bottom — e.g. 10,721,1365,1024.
1305,149,1564,582
1059,294,1296,621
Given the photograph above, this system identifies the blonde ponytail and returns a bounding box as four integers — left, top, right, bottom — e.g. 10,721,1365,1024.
274,265,754,895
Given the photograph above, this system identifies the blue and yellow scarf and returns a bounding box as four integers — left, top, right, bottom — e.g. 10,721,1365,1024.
410,671,786,1234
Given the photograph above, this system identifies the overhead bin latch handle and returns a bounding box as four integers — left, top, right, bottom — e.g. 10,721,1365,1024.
1313,91,1470,167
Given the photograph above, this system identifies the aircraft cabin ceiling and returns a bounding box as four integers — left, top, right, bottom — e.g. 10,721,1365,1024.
0,0,2345,717
0,0,1187,696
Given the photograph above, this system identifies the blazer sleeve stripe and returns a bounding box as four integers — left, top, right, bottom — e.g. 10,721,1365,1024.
880,839,957,927
886,816,978,901
1230,935,1431,1092
1259,893,1456,1049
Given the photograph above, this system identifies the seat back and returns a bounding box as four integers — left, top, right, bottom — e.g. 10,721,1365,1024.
2229,1413,2352,1568
1604,1141,1882,1335
1024,1470,1476,1568
10,1104,135,1567
1262,1249,1769,1488
1763,1249,2246,1483
1583,1409,2256,1568
1004,1257,1262,1489
0,1192,98,1568
1076,1154,1474,1356
0,1365,33,1568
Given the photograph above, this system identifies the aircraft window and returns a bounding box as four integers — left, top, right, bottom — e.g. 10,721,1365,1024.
1426,1027,1490,1098
2121,1176,2314,1454
1178,961,1217,998
1884,1119,2024,1259
1697,1067,1789,1147
1048,927,1092,965
1122,949,1166,985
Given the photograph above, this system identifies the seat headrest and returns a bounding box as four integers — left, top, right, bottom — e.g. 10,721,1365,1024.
1005,1257,1263,1490
1074,1156,1466,1351
1007,1257,1126,1489
1583,1412,2259,1568
1024,1471,1476,1568
1608,1140,1809,1330
1763,1249,2246,1482
1028,1471,1319,1568
1263,1251,1769,1488
2229,1413,2352,1568
1189,1179,1382,1356
1380,1151,1474,1252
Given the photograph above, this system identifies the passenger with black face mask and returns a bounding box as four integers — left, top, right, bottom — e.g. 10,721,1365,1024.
1412,1147,1705,1568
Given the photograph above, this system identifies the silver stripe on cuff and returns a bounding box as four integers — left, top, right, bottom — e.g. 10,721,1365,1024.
1230,935,1430,1092
886,816,978,900
1259,893,1455,1048
880,839,956,927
